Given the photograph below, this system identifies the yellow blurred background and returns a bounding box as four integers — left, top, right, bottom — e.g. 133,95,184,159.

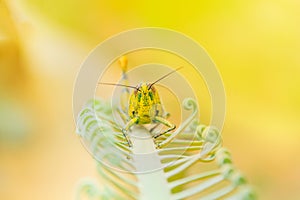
1,0,299,199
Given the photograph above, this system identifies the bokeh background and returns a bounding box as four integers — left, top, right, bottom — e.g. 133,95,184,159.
1,0,299,199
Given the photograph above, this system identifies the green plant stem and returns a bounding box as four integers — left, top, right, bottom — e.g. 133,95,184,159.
131,125,171,200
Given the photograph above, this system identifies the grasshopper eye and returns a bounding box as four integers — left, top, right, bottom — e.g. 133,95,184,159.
149,91,154,100
137,93,142,102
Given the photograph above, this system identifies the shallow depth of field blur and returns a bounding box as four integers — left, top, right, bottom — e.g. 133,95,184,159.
1,1,299,199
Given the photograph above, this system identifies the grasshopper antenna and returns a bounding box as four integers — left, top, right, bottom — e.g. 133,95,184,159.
148,66,183,89
99,82,139,90
99,82,137,89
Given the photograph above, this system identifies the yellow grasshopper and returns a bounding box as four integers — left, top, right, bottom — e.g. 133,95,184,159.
101,56,182,148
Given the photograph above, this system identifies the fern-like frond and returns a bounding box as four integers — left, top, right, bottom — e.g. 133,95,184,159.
76,98,255,200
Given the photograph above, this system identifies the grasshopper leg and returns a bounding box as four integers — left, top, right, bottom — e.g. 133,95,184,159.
122,117,139,147
117,107,129,124
152,116,176,139
150,112,170,133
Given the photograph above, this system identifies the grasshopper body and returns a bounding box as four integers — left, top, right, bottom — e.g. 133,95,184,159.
101,56,180,148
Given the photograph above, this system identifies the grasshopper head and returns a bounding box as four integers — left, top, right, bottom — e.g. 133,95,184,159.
135,83,156,102
130,83,159,123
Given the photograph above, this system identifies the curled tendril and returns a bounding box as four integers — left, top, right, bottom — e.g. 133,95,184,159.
196,125,220,143
182,97,198,111
196,126,222,159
